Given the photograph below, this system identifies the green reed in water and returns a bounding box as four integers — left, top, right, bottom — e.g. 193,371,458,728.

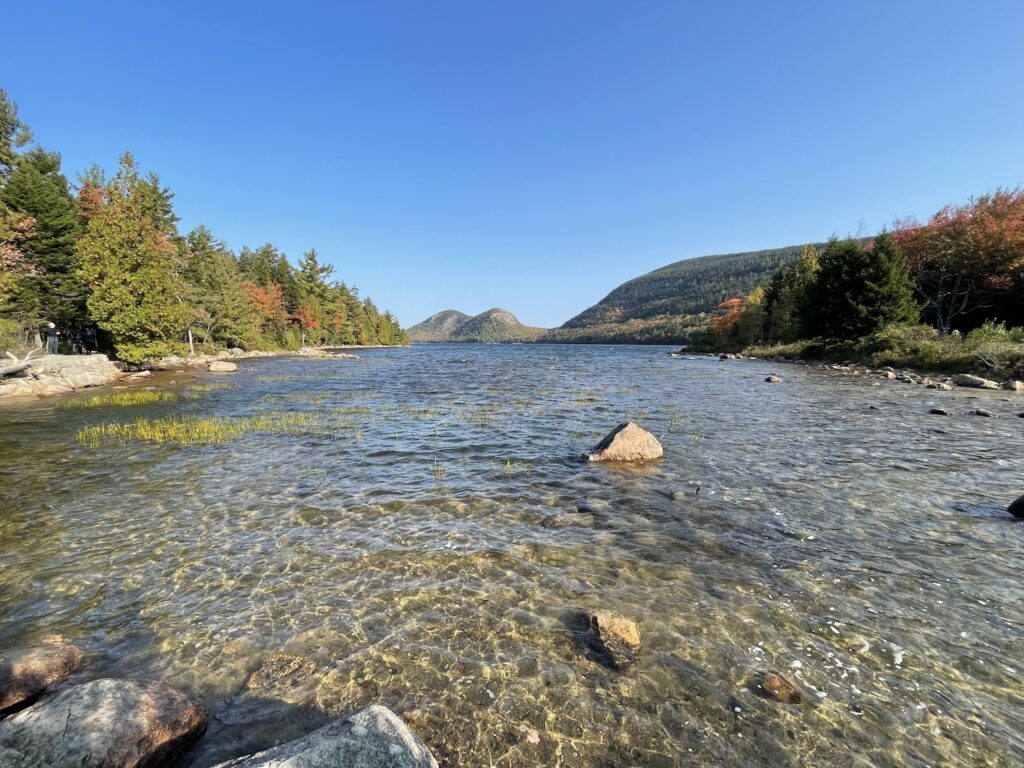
77,411,320,447
61,382,231,409
61,391,179,408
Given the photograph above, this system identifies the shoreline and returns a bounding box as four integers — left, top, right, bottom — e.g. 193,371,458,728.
677,351,1024,394
0,345,399,402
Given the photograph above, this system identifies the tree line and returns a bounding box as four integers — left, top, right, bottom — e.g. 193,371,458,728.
708,189,1024,349
0,90,406,362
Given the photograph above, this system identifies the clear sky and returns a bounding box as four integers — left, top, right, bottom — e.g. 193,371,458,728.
4,1,1022,328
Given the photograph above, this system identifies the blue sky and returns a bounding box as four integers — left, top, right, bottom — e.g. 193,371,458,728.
5,1,1022,328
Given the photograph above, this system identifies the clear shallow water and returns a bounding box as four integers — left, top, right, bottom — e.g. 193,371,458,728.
1,344,1022,767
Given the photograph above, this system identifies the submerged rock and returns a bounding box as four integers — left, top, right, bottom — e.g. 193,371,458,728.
928,408,950,416
568,610,641,671
755,672,802,704
211,704,437,767
591,611,641,649
972,408,994,417
765,375,782,383
209,360,238,372
0,678,208,767
588,422,663,463
952,374,1000,389
0,640,83,712
1009,495,1024,519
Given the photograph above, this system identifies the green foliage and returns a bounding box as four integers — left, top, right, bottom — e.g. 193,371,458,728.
0,91,406,361
76,153,193,362
747,323,1024,379
803,235,919,340
0,89,32,176
763,244,819,342
2,148,85,325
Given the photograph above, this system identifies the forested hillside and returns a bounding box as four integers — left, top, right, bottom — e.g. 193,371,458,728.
561,245,811,331
407,310,471,342
408,308,544,343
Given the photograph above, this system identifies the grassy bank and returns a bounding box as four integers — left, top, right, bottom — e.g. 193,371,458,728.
733,323,1024,380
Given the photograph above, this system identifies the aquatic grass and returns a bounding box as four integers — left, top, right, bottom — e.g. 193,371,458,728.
185,383,232,395
61,382,232,410
60,391,180,408
255,374,298,382
76,411,320,447
259,391,331,404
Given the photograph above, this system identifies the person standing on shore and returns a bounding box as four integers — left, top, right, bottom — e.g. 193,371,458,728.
44,322,60,354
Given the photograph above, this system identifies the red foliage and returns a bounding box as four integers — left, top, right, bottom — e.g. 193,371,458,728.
894,187,1024,331
294,304,319,330
77,182,107,222
712,297,744,338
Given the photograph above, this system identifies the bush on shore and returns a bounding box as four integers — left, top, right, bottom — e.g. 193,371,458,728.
744,322,1024,379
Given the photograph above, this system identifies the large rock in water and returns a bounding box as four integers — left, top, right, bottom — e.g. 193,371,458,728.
209,360,237,372
952,373,1000,389
1009,495,1024,519
211,704,438,767
0,678,208,768
0,640,83,712
588,422,663,463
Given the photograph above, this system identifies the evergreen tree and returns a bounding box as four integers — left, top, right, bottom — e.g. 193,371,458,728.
2,148,85,325
295,249,333,344
765,244,818,342
237,243,278,286
804,235,919,340
0,89,32,176
77,153,192,362
183,225,242,344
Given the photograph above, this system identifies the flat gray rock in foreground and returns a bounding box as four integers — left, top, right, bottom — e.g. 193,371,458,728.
0,678,208,768
212,704,438,768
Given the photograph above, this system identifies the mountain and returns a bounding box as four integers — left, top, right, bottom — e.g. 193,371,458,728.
547,244,811,343
408,308,545,343
406,310,471,342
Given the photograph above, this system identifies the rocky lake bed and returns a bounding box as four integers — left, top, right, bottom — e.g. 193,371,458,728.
1,344,1022,767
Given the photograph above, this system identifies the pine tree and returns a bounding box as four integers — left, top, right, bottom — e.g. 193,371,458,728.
295,249,333,345
0,89,32,177
2,148,85,325
804,236,918,340
183,225,242,344
765,244,818,342
77,153,192,362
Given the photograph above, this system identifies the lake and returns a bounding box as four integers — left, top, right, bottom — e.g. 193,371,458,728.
1,344,1022,767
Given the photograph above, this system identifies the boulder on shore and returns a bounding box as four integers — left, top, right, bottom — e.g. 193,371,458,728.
1009,495,1024,519
0,678,208,768
211,704,437,767
952,374,1000,389
0,640,83,712
208,360,238,372
1004,380,1024,392
588,422,663,463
